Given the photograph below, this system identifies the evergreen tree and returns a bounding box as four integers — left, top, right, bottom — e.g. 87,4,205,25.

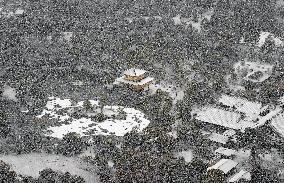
203,169,227,183
83,100,93,112
57,132,86,156
38,168,85,183
0,161,17,183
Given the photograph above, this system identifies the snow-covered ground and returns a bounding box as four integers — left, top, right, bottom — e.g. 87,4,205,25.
37,97,150,138
71,80,84,86
2,85,18,102
174,150,193,163
258,149,284,170
0,6,24,18
232,149,252,170
167,131,178,139
0,153,99,183
257,32,283,47
173,9,214,33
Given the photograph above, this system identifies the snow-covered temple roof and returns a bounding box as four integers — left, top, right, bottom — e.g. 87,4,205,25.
124,68,147,76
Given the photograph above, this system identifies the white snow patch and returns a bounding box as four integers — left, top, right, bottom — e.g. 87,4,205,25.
174,150,193,163
21,109,29,113
142,16,150,21
186,19,202,33
184,9,214,33
71,80,84,86
173,15,182,25
240,37,245,44
37,97,150,138
14,8,24,15
167,130,178,139
107,160,114,168
257,32,283,47
125,17,134,23
203,9,214,21
125,10,214,34
2,85,17,102
79,147,96,158
234,149,251,165
45,98,72,110
77,100,99,107
277,0,284,6
153,16,162,20
62,32,73,42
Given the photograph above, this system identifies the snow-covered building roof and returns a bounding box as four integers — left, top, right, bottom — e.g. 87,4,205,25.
252,106,282,128
215,147,236,156
207,132,229,144
195,107,245,130
219,94,263,118
229,170,251,182
270,112,284,138
257,32,283,48
123,68,147,76
194,94,279,131
116,76,154,86
207,159,238,174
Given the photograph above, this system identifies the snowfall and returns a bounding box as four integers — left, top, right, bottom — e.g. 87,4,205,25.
37,97,151,138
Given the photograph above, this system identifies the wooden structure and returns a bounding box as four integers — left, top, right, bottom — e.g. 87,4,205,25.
115,68,154,91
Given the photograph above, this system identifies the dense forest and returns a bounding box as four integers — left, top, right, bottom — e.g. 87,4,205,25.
1,0,284,182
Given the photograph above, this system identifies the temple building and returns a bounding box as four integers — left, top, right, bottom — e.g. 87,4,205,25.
114,68,154,91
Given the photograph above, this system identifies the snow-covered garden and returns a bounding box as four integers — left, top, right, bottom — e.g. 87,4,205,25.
37,97,151,138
